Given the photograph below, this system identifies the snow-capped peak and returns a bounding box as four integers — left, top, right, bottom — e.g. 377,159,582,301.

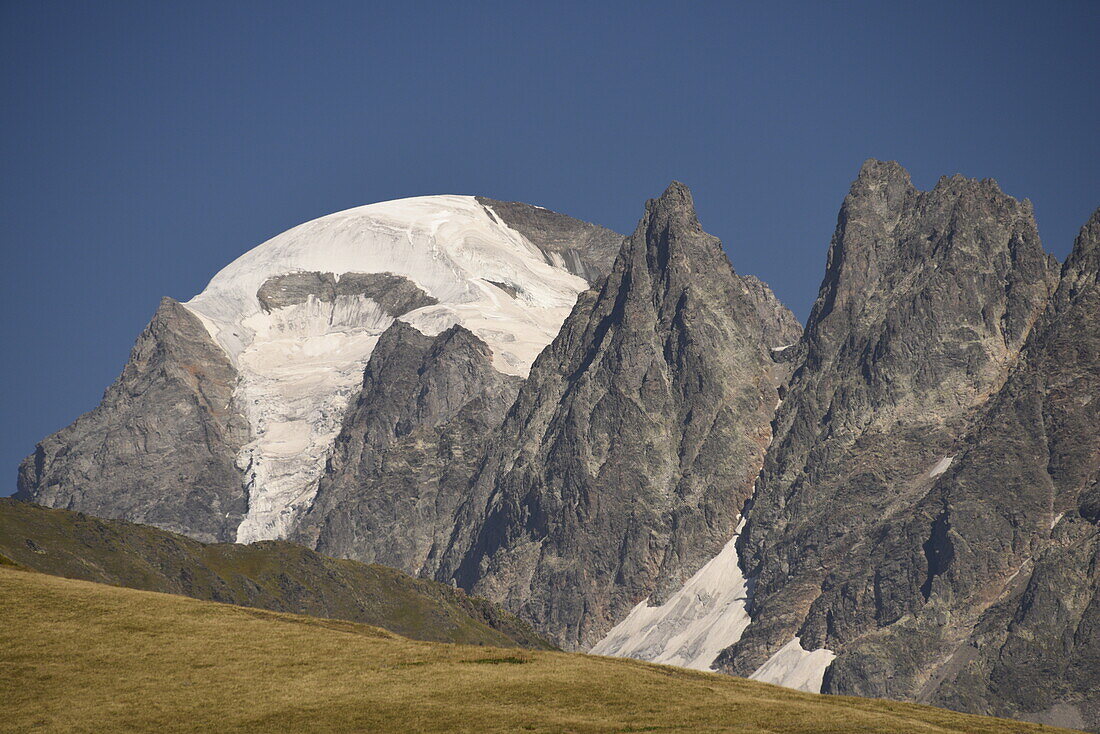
182,195,591,543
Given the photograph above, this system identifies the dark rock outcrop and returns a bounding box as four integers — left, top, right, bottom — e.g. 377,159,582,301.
16,298,249,542
912,209,1100,729
257,270,438,314
741,274,803,349
293,322,522,575
476,197,624,281
440,183,796,649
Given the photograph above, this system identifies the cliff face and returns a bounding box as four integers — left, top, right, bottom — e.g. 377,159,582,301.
17,298,250,542
475,197,624,282
915,209,1100,730
438,183,797,650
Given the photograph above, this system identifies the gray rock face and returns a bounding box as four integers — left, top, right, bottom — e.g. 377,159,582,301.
16,298,249,542
714,162,1100,727
476,197,624,281
440,183,795,650
741,274,803,349
257,271,438,314
914,209,1100,729
292,322,521,576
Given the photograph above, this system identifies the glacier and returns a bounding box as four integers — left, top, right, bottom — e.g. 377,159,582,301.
183,195,590,543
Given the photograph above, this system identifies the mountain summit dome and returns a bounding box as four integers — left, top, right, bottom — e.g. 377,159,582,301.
181,195,617,542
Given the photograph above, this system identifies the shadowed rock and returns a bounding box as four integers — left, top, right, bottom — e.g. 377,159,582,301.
293,322,522,576
257,271,437,315
476,197,624,281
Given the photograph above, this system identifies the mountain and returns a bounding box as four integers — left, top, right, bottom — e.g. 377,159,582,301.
838,207,1100,728
566,163,1095,730
0,498,551,649
11,164,1098,730
722,161,1058,680
0,564,1071,733
436,182,800,650
17,196,623,544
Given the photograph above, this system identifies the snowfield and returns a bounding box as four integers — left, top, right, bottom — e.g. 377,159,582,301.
184,195,589,543
590,517,836,692
590,520,752,671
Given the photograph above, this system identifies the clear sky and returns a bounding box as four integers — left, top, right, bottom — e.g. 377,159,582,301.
2,0,1097,493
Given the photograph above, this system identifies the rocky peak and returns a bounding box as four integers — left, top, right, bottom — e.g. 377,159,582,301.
726,160,1059,681
437,182,790,650
637,181,716,271
292,319,521,575
17,297,249,543
1059,208,1100,303
808,205,1100,729
799,160,1056,427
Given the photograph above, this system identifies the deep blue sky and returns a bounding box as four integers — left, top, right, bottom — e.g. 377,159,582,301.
2,1,1098,493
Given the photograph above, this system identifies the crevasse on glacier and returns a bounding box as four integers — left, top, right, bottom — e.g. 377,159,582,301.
183,195,589,543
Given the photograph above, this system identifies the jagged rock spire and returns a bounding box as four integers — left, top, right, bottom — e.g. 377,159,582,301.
720,159,1063,701
293,321,522,574
437,182,796,650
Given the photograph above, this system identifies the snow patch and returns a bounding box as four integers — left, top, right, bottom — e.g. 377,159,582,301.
589,519,752,671
589,517,837,694
750,637,836,693
183,195,591,543
929,455,955,478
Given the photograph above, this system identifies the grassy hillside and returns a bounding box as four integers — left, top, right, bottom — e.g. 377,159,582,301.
0,566,1073,734
0,498,550,649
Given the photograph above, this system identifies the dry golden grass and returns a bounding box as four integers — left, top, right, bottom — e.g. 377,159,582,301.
0,566,1071,734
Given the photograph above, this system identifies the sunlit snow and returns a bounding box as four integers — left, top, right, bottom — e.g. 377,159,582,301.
183,195,589,543
590,517,837,693
750,637,837,692
929,455,955,478
589,520,752,671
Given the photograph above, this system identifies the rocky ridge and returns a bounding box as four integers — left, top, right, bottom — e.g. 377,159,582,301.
710,162,1097,730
